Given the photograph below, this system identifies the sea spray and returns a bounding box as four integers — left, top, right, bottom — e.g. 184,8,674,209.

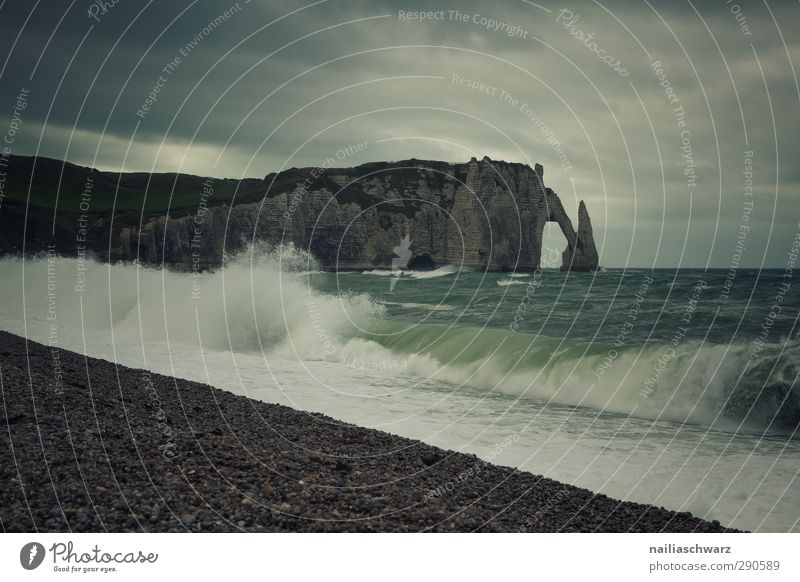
0,243,381,357
0,252,798,433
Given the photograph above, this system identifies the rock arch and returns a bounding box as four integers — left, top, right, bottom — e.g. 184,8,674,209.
543,188,599,272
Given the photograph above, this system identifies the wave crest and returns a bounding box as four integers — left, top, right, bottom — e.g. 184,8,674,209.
1,248,797,434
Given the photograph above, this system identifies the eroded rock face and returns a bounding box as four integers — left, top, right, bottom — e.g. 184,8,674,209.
556,200,600,272
112,157,598,271
565,200,600,271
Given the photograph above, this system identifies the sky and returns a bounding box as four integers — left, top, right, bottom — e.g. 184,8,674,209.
0,0,798,268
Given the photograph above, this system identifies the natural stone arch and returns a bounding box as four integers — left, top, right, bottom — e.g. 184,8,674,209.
542,188,599,272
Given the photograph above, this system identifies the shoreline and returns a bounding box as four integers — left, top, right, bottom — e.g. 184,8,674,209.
0,331,739,532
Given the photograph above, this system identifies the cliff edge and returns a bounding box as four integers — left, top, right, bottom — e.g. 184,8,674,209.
0,155,599,272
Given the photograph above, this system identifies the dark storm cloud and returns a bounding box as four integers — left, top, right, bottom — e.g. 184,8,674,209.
0,0,798,267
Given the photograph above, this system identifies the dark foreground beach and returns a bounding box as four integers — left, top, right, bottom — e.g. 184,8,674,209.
0,331,737,533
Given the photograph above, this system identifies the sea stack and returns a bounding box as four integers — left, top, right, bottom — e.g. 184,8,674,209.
560,200,600,272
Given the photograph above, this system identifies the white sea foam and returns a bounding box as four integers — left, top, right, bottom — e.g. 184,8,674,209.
362,265,460,279
381,301,454,311
1,249,795,432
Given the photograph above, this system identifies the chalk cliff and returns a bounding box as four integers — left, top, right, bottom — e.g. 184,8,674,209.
0,155,599,272
121,157,598,272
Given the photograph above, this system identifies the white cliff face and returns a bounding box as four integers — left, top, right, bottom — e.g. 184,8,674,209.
116,158,599,272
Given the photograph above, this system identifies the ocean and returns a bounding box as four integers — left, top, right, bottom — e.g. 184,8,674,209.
1,245,798,532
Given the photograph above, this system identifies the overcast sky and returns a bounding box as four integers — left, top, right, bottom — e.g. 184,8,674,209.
1,0,798,268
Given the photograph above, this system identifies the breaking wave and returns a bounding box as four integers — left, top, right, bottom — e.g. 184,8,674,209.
0,244,380,359
370,323,800,434
0,245,797,434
